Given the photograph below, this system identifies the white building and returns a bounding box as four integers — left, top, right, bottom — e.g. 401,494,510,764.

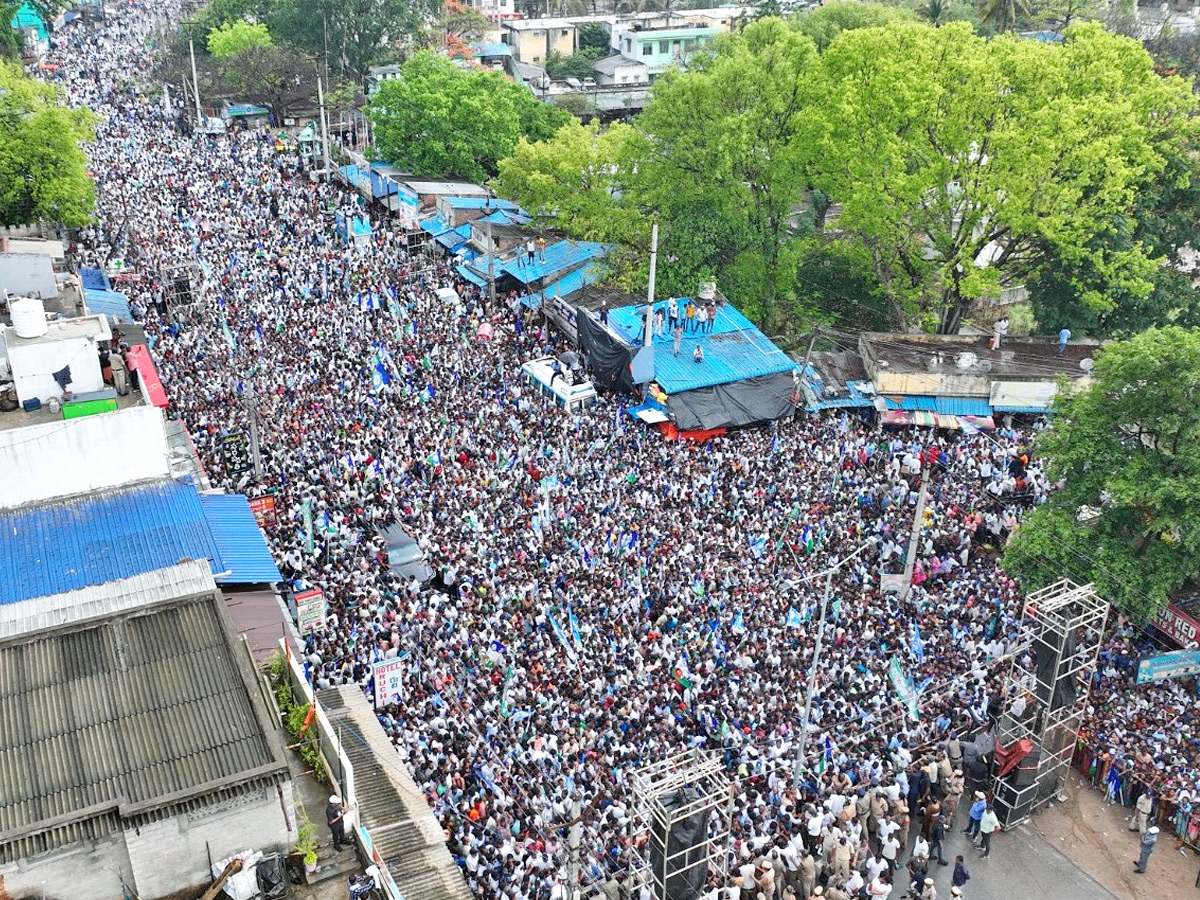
592,53,650,85
2,312,109,405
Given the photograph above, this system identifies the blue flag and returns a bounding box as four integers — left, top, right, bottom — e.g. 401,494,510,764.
732,610,746,633
911,623,925,663
786,606,805,629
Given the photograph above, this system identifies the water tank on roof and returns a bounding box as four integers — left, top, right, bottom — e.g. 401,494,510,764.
698,282,717,301
10,297,48,338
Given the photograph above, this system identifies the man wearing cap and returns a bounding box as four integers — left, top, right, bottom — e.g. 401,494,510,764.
1134,825,1159,874
326,793,349,852
962,792,986,841
920,876,937,900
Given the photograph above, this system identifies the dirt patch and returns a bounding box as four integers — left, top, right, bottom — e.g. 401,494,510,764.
1030,771,1198,900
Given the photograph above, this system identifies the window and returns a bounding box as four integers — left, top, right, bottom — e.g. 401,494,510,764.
642,43,652,56
659,40,669,53
561,29,569,36
625,38,632,52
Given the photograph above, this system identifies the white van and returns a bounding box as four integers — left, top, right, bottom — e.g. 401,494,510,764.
520,356,597,413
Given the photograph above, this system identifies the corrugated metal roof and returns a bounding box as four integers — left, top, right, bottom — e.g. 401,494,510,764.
456,264,487,287
606,302,797,394
444,197,519,211
0,561,216,637
435,224,472,250
881,395,993,416
0,480,225,605
198,494,282,585
419,215,450,237
78,268,109,291
83,288,132,322
517,262,600,310
498,241,611,285
0,594,285,844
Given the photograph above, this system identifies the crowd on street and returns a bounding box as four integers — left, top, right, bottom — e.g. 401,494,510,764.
30,3,1200,898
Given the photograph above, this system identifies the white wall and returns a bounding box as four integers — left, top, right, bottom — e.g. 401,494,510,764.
0,405,171,509
0,832,131,900
0,253,58,299
8,335,104,404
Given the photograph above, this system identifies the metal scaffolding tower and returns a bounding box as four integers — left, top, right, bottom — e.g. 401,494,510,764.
992,578,1109,828
629,750,732,900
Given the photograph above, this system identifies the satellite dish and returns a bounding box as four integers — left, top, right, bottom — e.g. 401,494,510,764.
975,359,993,373
1079,358,1095,372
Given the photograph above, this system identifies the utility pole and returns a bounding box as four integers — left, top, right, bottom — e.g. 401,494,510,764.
793,536,879,791
900,464,932,601
485,199,496,310
188,33,203,126
644,221,658,346
317,77,332,179
800,325,820,378
244,383,264,483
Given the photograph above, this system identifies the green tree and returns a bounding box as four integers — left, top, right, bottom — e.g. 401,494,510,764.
819,22,1198,333
369,51,570,181
544,46,606,80
496,119,640,239
977,0,1030,32
0,61,95,226
577,21,610,52
269,0,440,82
623,18,828,328
207,20,273,58
1003,326,1200,620
792,1,916,52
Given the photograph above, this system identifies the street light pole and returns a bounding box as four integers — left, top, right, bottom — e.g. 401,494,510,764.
484,199,496,310
793,536,879,791
188,33,203,126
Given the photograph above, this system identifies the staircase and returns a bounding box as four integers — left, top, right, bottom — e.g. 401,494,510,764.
318,687,473,900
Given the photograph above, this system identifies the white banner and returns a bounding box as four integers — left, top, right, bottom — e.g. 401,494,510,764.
373,657,405,709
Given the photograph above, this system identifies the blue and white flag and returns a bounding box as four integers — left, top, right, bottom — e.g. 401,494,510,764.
568,609,584,651
960,417,981,435
731,609,746,634
371,351,391,393
911,622,925,663
786,606,805,629
548,609,577,658
748,534,767,559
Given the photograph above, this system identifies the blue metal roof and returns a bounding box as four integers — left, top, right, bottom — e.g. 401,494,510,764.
198,494,282,585
419,215,450,237
605,302,797,394
79,267,110,291
477,209,531,226
84,288,132,322
456,264,487,287
498,240,611,285
883,395,993,416
0,480,225,605
800,366,876,412
516,261,601,309
474,42,513,58
445,197,520,211
435,224,472,250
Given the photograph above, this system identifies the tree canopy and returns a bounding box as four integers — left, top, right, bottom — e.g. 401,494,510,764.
370,51,571,182
1003,326,1200,620
819,22,1197,333
0,61,95,227
207,20,273,58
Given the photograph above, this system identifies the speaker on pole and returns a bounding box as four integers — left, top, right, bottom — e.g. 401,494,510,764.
648,788,708,900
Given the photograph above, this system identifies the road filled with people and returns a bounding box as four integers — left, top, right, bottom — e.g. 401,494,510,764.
33,4,1199,899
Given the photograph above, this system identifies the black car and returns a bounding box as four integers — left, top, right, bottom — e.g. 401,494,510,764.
377,524,434,585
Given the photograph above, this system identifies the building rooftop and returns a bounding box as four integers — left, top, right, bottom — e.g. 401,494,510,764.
605,301,796,394
593,53,645,75
0,593,287,861
2,314,110,349
859,333,1099,381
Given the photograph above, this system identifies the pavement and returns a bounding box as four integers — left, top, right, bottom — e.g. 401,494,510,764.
1028,771,1199,900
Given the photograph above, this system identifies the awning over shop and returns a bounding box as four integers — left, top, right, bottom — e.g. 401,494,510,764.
456,264,487,287
84,288,132,322
880,409,994,430
124,345,168,408
990,380,1057,413
198,493,282,585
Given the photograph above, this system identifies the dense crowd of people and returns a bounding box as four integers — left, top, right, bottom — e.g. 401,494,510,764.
30,3,1200,898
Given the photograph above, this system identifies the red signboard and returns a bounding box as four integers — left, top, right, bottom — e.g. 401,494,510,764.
249,495,277,528
1153,603,1200,648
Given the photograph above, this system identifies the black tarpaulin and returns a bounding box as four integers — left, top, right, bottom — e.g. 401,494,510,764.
667,371,795,431
577,310,635,394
